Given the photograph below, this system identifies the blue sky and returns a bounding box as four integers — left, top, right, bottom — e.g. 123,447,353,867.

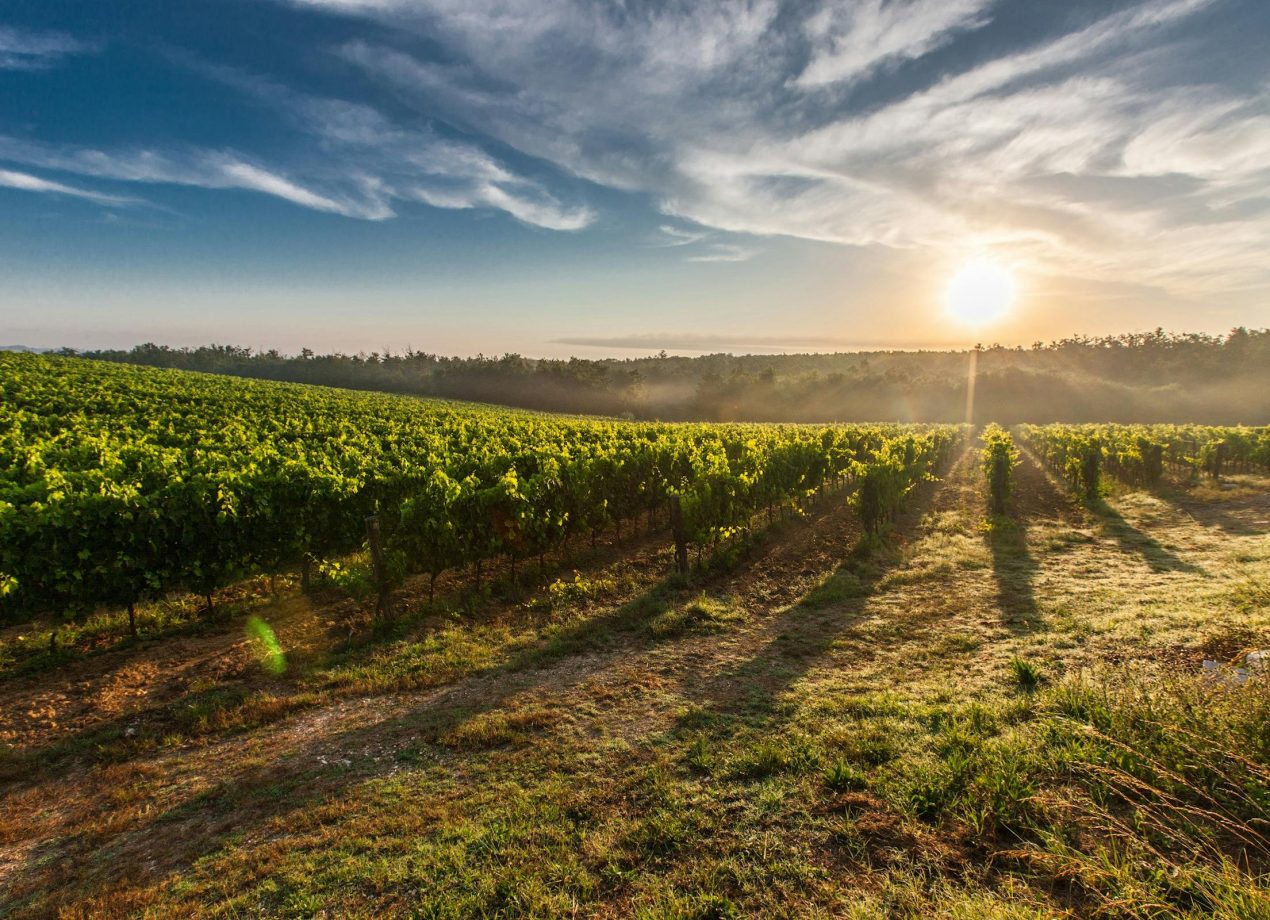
1,0,1268,356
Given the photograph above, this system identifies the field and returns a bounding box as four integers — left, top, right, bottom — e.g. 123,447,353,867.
1,358,1269,918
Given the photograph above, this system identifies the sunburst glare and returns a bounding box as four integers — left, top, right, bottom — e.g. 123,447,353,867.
945,259,1017,327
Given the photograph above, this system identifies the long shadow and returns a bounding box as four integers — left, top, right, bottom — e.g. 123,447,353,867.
1149,482,1270,537
662,450,966,736
983,450,1068,634
1015,446,1202,577
1,564,685,782
2,485,879,912
2,455,959,914
1,525,688,785
1094,501,1204,574
988,516,1040,633
0,571,689,915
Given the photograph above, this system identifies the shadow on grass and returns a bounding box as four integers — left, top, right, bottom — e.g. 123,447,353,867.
664,451,963,739
0,571,693,915
987,516,1040,631
3,500,834,913
1149,482,1270,537
1094,501,1203,574
0,462,947,914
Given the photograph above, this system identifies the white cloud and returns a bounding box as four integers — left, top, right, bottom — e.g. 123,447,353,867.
654,224,759,262
0,136,392,219
685,244,760,263
0,81,593,229
0,167,135,205
312,0,1270,293
0,26,92,70
795,0,994,88
657,225,708,247
166,56,594,229
22,0,1264,295
411,181,593,230
216,160,375,216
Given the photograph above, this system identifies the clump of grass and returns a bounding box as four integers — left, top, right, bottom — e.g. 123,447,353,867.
625,808,694,857
633,891,740,920
824,759,866,791
1009,657,1044,691
1227,573,1270,614
802,571,871,609
685,735,715,774
648,594,743,638
731,734,819,780
822,721,899,766
443,706,560,749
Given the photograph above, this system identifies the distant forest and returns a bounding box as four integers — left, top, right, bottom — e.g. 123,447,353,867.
71,328,1270,424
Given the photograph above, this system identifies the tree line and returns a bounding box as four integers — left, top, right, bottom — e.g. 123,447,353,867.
61,327,1270,425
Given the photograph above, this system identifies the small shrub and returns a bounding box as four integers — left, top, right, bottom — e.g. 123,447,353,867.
546,573,616,609
315,558,374,600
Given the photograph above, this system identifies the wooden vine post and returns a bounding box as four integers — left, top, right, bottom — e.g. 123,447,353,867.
365,514,393,622
669,495,689,574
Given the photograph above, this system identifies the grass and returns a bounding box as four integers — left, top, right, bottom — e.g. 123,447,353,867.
648,593,745,638
2,450,1269,917
1008,657,1044,690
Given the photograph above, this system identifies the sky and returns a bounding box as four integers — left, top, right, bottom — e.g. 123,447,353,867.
0,0,1268,357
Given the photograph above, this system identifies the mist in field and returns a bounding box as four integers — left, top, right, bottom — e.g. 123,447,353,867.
74,328,1270,425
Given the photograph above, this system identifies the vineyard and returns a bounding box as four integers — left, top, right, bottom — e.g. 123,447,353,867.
1019,422,1270,500
1,356,1268,919
0,353,960,637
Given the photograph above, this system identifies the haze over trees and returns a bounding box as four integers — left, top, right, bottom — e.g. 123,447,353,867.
72,328,1270,424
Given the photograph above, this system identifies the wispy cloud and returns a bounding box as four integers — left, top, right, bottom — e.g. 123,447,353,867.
292,0,1269,296
412,182,592,230
794,0,994,88
657,224,708,247
9,0,1268,306
655,224,759,262
0,74,593,228
0,25,93,71
685,244,759,263
0,136,390,218
166,56,594,230
0,167,135,205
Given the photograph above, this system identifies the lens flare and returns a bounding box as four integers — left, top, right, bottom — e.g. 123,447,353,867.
246,615,286,676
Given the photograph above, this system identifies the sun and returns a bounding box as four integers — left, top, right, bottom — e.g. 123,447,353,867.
945,259,1016,327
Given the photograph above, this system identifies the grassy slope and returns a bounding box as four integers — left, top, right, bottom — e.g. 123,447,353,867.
1,450,1268,918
